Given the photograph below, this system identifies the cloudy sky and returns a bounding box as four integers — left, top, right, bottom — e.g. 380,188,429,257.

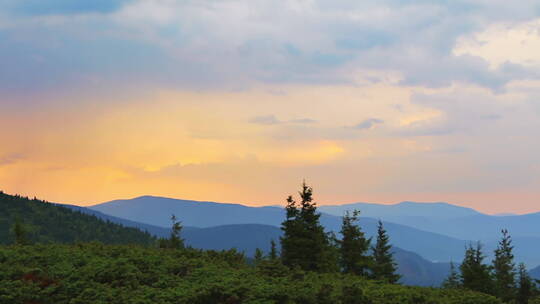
1,0,539,213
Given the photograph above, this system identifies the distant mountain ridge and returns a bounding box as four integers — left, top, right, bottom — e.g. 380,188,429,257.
319,201,483,219
320,202,540,244
62,204,452,286
91,195,540,267
90,195,469,263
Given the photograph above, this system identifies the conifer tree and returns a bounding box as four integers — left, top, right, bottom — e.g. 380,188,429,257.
492,229,516,302
269,239,278,261
339,210,371,276
159,214,184,249
517,263,535,304
371,220,400,283
169,214,184,249
442,261,461,289
460,242,493,295
280,181,335,272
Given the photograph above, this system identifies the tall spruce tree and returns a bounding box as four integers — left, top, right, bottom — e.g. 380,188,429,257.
517,263,535,304
460,242,493,295
280,182,335,272
442,261,461,289
371,220,400,283
492,229,516,302
159,214,184,249
339,210,371,276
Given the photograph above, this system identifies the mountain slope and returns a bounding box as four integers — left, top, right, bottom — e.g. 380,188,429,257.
91,195,469,262
59,203,171,237
529,265,540,280
0,191,155,245
91,195,285,227
319,201,482,219
393,247,451,286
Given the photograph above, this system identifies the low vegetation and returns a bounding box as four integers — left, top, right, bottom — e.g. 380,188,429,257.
0,243,502,304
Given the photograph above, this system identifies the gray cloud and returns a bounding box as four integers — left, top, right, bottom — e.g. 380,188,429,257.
2,0,540,99
0,153,24,166
249,115,280,125
350,118,384,130
249,115,317,125
289,118,318,124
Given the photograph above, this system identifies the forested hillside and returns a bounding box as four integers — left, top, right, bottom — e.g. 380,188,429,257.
0,191,155,245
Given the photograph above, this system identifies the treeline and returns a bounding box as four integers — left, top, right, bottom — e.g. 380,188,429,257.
0,191,155,245
275,182,400,282
157,182,400,282
442,229,539,304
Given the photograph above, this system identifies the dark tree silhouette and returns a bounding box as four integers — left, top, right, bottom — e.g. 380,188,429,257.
371,220,400,283
460,242,493,295
492,229,516,302
516,263,535,304
339,210,371,276
159,214,184,249
280,181,336,272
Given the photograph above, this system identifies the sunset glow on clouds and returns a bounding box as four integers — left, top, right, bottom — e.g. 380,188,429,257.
1,0,539,213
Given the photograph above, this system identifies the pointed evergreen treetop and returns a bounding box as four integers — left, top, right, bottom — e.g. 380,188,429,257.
492,229,516,302
339,210,371,276
280,181,336,272
371,220,400,283
460,242,493,295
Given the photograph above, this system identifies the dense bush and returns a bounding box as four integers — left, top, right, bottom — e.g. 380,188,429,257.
0,243,502,304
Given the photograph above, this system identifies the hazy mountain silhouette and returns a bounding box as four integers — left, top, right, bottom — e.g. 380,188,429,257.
90,196,468,262
529,265,540,280
319,202,540,245
319,201,482,219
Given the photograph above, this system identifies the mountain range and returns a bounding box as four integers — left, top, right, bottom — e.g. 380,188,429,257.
90,196,469,263
320,202,540,242
64,201,456,286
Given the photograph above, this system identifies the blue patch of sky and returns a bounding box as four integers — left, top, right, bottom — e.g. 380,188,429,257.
4,0,131,16
310,52,353,67
0,27,174,98
335,30,394,50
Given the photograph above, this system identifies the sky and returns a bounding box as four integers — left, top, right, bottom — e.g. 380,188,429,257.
1,0,539,214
